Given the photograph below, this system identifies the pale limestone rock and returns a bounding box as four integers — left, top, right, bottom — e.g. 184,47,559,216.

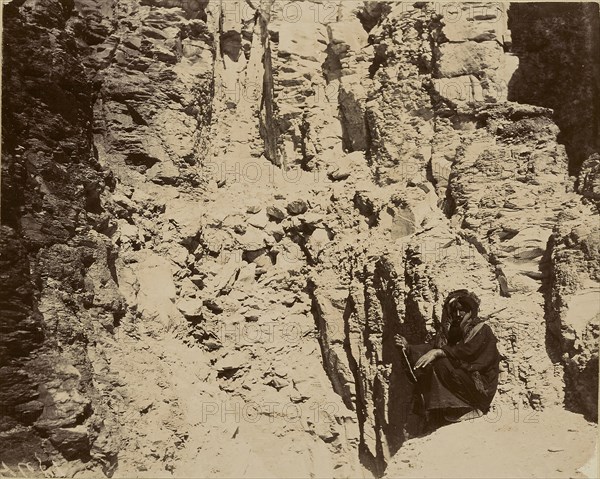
436,41,504,78
119,251,183,331
433,75,484,104
176,298,204,319
147,160,180,184
236,263,257,286
327,20,368,52
247,210,269,229
441,3,505,42
275,2,328,61
236,226,271,252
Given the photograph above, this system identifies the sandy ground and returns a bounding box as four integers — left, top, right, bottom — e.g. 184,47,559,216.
385,407,598,479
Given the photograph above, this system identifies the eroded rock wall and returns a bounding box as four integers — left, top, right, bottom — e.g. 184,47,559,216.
1,1,124,472
1,1,598,478
508,2,600,176
306,2,598,473
548,220,599,421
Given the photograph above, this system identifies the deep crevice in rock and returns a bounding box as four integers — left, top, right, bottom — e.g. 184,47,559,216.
507,2,600,175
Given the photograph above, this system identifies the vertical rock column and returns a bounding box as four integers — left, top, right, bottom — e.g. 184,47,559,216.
1,0,127,471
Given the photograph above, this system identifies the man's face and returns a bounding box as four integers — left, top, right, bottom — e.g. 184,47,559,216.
452,302,469,322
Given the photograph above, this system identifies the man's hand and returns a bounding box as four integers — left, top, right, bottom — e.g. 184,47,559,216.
394,334,408,350
414,349,444,369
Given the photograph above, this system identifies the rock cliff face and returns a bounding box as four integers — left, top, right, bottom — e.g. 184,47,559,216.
508,3,600,176
1,1,598,477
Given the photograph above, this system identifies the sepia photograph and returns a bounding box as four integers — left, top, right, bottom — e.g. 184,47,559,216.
0,0,598,477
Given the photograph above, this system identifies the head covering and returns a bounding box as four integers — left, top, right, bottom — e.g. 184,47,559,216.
444,290,483,343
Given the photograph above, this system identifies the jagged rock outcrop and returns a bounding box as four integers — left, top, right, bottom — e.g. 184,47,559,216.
508,2,600,175
1,1,122,473
1,0,598,477
548,220,599,421
579,153,600,206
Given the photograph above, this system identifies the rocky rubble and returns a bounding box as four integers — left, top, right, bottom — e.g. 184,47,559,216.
1,0,598,477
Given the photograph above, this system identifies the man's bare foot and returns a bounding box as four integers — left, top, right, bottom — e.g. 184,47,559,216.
394,334,408,349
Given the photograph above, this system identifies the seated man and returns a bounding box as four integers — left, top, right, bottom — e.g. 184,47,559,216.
395,290,500,424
